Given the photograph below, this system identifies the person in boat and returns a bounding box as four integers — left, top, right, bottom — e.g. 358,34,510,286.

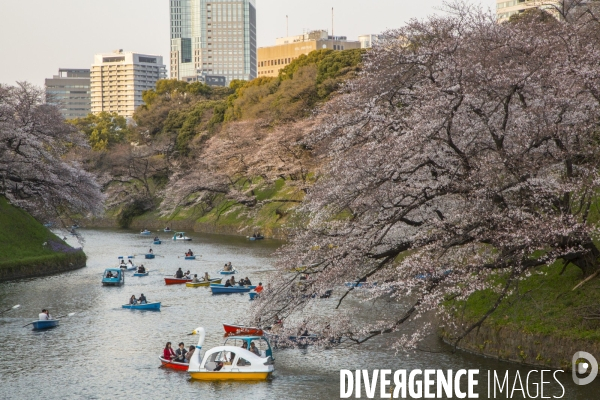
175,268,184,279
240,342,248,350
185,345,195,363
253,232,257,238
191,274,200,283
119,260,126,268
203,272,210,281
238,278,246,287
106,271,113,278
244,277,252,286
175,342,187,363
178,233,183,238
214,361,224,371
164,342,176,361
184,270,192,279
255,282,264,293
127,259,134,267
187,249,194,256
137,265,146,273
129,295,138,305
249,342,260,356
39,309,51,320
223,263,231,272
224,277,236,287
139,294,147,304
154,236,159,241
148,248,153,254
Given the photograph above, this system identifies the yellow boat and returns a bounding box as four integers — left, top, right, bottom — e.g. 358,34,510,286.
187,327,274,381
186,278,222,287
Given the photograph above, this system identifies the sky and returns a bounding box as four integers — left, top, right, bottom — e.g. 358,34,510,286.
0,0,496,87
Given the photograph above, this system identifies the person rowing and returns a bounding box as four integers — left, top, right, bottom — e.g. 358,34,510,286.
137,265,146,273
39,309,52,320
186,249,194,256
148,248,153,254
175,268,183,278
139,294,147,304
203,272,210,282
119,259,126,268
191,274,200,283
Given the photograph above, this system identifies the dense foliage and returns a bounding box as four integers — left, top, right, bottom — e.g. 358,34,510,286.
0,83,103,224
68,112,130,151
251,2,600,349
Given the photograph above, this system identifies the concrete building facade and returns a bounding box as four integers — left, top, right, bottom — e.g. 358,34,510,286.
45,69,91,119
257,30,361,78
90,50,166,118
496,0,560,22
358,34,380,49
170,0,257,84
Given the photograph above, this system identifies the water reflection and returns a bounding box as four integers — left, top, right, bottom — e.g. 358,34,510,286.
0,229,597,399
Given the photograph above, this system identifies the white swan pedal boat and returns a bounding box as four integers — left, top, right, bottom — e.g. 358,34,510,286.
188,327,274,381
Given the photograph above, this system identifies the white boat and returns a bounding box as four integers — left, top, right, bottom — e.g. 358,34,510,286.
188,327,274,381
172,232,192,241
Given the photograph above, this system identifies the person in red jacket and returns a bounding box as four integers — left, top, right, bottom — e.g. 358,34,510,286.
163,342,176,361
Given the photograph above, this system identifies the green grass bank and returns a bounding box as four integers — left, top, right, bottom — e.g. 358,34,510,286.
0,197,86,282
442,262,600,370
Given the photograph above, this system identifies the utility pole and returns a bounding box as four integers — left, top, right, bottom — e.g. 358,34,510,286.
332,7,334,38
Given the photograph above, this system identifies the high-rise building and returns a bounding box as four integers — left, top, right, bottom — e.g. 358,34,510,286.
358,34,380,49
45,69,91,119
257,30,361,78
170,0,257,83
496,0,560,22
90,50,166,118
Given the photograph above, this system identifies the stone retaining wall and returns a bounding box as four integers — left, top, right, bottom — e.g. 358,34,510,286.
0,251,87,282
440,324,600,371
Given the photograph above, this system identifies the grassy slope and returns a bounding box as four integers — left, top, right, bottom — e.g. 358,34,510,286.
455,261,600,341
0,197,77,268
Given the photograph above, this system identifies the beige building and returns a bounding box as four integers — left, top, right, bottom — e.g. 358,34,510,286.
257,30,360,78
91,50,166,118
496,0,560,22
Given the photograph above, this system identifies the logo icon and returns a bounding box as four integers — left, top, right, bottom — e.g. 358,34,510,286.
572,351,598,385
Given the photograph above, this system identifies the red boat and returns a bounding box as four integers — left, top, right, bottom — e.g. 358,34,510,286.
164,278,192,285
223,323,264,336
158,356,189,371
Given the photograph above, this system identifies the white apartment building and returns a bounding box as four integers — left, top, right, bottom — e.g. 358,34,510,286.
91,50,166,118
496,0,560,22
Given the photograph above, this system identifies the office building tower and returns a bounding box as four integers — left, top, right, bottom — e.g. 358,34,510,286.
45,69,91,119
257,30,361,78
90,50,166,118
358,34,380,49
170,0,257,83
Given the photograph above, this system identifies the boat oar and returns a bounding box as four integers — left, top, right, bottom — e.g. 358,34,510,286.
1,304,20,314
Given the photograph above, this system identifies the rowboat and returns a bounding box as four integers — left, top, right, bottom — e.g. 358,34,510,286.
153,240,162,245
211,286,254,294
102,268,124,286
145,254,155,259
223,323,264,336
164,228,172,233
188,327,274,381
173,232,192,241
159,356,188,371
211,284,256,289
249,291,259,300
248,235,264,241
133,272,149,277
31,320,59,330
122,302,161,311
218,269,238,275
164,277,192,285
186,278,222,287
184,255,196,260
140,230,152,235
344,282,377,288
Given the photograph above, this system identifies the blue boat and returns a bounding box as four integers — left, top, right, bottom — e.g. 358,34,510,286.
122,302,161,311
184,255,196,260
164,228,172,233
249,291,260,300
344,282,377,288
219,269,238,275
133,272,149,277
140,230,152,235
153,240,161,245
102,268,125,286
210,284,255,294
145,254,155,259
211,284,256,289
31,320,59,330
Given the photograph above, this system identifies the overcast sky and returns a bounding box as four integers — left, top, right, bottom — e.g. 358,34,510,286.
0,0,495,87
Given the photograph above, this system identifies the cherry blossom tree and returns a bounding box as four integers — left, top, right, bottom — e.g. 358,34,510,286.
0,82,103,225
251,3,600,348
